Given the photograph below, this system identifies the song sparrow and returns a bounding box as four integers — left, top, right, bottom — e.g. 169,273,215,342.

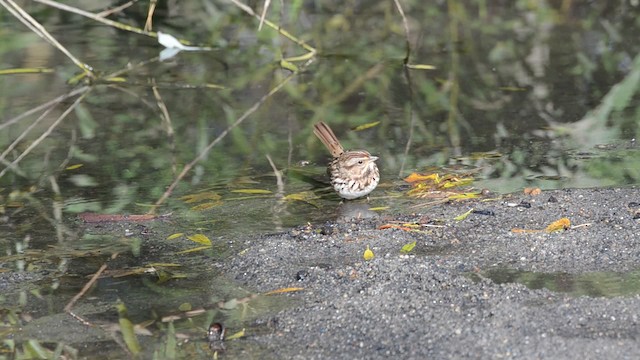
313,122,380,200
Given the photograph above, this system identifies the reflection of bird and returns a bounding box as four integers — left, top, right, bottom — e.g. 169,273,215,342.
313,122,379,200
207,322,226,352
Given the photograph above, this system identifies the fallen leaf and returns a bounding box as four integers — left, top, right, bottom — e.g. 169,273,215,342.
546,218,570,232
230,189,273,194
363,245,374,261
454,208,474,221
400,241,416,254
352,121,380,131
263,287,305,295
524,187,542,195
186,234,212,245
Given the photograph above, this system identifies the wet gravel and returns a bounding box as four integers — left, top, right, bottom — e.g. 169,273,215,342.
221,187,640,359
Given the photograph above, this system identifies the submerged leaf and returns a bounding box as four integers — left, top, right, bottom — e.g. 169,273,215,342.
454,209,474,221
65,164,84,170
116,302,141,355
231,189,273,194
447,192,480,200
284,191,320,207
190,201,223,211
225,328,246,341
176,245,212,254
186,234,212,245
180,191,221,203
24,340,51,359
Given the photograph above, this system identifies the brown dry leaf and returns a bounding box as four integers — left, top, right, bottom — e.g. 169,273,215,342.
524,187,542,195
546,218,571,232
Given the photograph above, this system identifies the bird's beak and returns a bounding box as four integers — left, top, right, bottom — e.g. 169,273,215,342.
369,156,379,162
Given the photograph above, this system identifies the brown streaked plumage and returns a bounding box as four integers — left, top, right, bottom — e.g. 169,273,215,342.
313,122,379,200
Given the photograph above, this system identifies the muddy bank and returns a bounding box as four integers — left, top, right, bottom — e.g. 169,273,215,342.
221,187,640,359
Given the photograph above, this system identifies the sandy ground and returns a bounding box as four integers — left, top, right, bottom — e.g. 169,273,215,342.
222,187,640,359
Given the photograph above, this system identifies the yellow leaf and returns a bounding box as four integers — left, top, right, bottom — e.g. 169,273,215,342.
146,263,181,267
263,287,305,295
454,209,474,221
180,192,221,203
186,234,212,245
363,245,374,261
351,121,380,131
225,328,246,341
498,86,527,92
167,233,184,240
230,189,273,194
441,178,474,188
65,164,84,170
448,192,480,200
284,191,320,207
368,206,389,211
176,245,212,254
406,63,436,70
546,218,571,233
400,241,416,254
404,172,439,183
116,302,141,355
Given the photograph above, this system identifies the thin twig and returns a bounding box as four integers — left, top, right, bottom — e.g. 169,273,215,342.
34,0,153,37
266,154,284,198
1,0,94,76
392,0,411,63
96,1,136,18
228,0,316,54
64,253,117,314
144,0,157,31
258,0,271,31
0,86,89,131
151,83,177,174
0,101,57,172
0,88,92,179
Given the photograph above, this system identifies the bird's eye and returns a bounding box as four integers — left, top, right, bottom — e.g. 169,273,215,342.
357,160,364,164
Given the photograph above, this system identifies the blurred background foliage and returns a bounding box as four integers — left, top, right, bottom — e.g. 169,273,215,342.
1,0,639,215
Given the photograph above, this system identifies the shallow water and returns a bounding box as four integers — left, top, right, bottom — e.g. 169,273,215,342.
1,1,640,357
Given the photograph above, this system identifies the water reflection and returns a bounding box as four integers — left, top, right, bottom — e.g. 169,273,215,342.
480,268,640,298
1,1,640,357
